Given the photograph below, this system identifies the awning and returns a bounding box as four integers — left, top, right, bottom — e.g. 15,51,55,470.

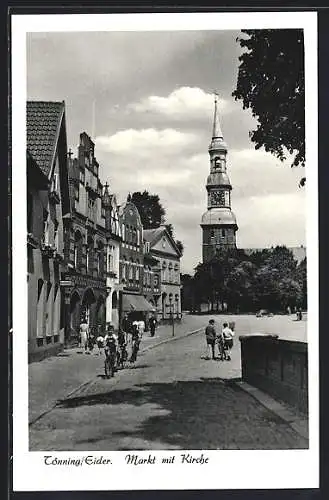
136,296,156,312
122,294,156,312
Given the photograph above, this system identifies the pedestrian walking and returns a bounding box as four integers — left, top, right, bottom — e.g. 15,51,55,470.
138,318,145,338
222,322,235,361
204,319,217,360
149,315,157,337
129,323,140,364
297,307,303,321
79,317,89,353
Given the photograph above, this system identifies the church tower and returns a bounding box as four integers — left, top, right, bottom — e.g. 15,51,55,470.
200,94,238,263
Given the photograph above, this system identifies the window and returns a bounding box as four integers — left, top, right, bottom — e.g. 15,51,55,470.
154,275,159,287
79,169,85,184
74,245,78,268
51,173,58,192
210,230,215,238
97,252,101,275
122,223,125,241
43,219,49,245
137,229,140,246
122,261,126,280
136,261,140,281
88,198,95,220
86,248,89,271
86,237,94,273
129,260,133,280
145,241,150,253
101,205,105,218
54,221,59,250
74,185,79,201
74,231,82,270
221,229,226,238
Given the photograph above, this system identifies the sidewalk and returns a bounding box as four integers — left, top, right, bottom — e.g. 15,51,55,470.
29,318,202,424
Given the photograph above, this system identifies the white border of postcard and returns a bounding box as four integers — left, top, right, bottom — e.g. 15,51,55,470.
12,11,319,491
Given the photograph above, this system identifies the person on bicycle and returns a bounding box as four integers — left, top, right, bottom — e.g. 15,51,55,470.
117,329,128,368
104,327,118,362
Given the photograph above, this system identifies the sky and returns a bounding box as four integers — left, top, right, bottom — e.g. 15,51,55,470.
27,30,306,274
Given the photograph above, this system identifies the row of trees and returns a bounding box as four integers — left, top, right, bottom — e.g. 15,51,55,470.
181,246,307,314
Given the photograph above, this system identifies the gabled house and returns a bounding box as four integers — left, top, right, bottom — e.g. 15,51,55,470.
143,226,182,322
27,101,71,362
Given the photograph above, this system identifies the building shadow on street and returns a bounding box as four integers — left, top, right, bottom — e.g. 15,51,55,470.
56,377,308,450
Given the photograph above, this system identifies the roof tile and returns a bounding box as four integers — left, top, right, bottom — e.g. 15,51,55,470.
26,101,65,177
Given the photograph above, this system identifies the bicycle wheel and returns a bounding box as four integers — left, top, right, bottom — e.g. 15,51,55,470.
105,357,113,378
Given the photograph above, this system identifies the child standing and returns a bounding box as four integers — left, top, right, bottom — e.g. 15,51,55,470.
222,322,235,361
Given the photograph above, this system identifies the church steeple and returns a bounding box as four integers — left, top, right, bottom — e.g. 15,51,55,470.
209,93,227,154
200,94,238,263
212,92,223,139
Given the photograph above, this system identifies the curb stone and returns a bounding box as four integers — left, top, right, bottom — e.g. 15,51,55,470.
235,380,309,441
29,326,203,426
141,327,203,353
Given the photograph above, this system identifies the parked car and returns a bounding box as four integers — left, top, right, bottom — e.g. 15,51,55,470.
256,309,274,318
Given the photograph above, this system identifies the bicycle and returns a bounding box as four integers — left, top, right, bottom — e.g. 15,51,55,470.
118,342,128,368
104,344,117,378
129,338,140,364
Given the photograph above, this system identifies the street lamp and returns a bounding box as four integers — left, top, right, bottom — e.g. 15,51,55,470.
175,294,179,320
169,294,174,337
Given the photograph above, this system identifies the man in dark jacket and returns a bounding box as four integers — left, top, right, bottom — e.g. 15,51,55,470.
205,319,217,360
149,315,157,337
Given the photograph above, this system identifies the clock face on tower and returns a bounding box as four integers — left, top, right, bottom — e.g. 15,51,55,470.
210,190,225,206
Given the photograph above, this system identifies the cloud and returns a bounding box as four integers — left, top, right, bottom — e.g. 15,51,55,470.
228,148,304,199
234,192,306,249
95,128,198,157
128,87,234,120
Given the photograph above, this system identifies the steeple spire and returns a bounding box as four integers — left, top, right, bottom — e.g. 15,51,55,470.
212,91,224,139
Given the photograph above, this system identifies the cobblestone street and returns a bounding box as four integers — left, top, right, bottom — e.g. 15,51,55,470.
29,314,307,451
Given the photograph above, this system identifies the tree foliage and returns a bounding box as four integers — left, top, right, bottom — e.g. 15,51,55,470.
131,190,166,229
131,191,184,255
232,29,305,169
188,245,306,313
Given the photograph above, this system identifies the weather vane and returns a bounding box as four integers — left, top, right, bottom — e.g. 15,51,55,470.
213,90,219,103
